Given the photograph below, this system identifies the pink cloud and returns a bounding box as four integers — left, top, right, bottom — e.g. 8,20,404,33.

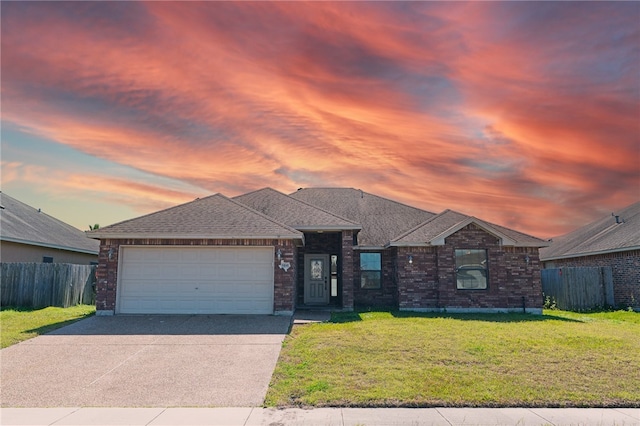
1,2,638,238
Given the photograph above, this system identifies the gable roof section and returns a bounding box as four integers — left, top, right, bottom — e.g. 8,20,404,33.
390,209,548,248
0,192,99,255
540,201,640,260
88,193,303,241
290,188,435,247
233,188,361,231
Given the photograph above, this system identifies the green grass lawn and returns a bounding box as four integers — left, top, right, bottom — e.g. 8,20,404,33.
0,305,95,348
265,310,640,408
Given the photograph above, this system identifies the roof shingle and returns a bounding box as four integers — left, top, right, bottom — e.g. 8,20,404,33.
0,192,99,254
233,188,360,231
88,193,303,240
289,188,435,247
391,209,547,247
540,201,640,260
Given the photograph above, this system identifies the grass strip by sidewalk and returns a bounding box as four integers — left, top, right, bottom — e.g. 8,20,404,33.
266,310,640,408
0,305,95,348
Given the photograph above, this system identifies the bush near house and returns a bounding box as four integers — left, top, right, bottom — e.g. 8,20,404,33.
266,310,640,407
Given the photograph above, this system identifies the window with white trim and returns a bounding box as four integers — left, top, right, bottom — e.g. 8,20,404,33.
360,252,381,289
455,249,488,289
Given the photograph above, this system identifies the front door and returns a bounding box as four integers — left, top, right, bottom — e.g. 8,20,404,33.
304,254,330,305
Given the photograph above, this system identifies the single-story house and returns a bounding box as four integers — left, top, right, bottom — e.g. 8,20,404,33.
89,188,548,316
540,201,640,310
0,192,99,264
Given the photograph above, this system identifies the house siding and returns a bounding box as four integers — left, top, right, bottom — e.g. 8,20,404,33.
543,249,640,309
0,240,97,264
95,238,297,314
397,224,543,313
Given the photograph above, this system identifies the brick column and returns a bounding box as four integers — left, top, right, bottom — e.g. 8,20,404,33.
341,230,355,310
273,241,296,315
95,239,119,315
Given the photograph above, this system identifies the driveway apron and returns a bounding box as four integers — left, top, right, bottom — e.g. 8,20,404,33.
0,315,291,407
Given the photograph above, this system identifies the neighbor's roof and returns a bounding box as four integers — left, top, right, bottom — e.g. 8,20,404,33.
390,209,548,248
233,187,361,231
290,188,435,247
540,201,640,261
0,192,99,255
88,193,303,241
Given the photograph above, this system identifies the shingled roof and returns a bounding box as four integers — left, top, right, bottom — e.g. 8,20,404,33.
88,193,303,241
0,192,99,255
290,188,435,247
540,201,640,260
234,188,361,231
390,209,548,247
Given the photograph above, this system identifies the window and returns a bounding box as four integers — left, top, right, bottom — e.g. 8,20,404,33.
455,249,487,289
42,256,53,263
330,255,338,297
360,252,381,289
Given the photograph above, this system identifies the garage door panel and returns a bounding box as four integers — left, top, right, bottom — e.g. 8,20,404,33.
118,247,274,314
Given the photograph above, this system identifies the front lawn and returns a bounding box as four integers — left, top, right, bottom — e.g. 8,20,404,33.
0,305,95,348
266,310,640,407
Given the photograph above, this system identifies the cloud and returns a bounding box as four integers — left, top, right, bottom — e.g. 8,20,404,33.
1,1,638,238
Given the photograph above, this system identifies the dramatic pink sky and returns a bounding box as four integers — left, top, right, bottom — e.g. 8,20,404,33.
1,2,638,239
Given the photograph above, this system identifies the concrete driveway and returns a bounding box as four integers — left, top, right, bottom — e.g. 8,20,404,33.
0,315,291,407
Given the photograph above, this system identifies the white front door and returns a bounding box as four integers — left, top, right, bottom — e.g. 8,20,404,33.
304,254,330,305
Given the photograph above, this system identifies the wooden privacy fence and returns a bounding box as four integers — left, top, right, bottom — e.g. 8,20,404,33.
542,266,614,311
0,263,96,308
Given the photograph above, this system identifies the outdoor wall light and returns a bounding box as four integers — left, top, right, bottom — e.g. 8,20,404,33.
277,249,282,260
108,248,115,261
525,255,530,266
408,255,413,264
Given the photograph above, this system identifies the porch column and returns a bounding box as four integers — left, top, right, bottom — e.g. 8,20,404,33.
341,230,355,310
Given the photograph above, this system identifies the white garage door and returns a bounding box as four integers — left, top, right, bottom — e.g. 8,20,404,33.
118,246,274,314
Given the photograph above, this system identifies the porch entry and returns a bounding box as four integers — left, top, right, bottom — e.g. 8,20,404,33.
304,254,330,304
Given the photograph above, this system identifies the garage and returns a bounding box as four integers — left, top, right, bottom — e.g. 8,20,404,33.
117,246,274,314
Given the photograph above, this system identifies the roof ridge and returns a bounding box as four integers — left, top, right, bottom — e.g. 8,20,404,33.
88,193,223,233
271,189,361,225
1,192,86,233
223,193,303,236
391,209,461,242
236,187,361,227
295,187,436,216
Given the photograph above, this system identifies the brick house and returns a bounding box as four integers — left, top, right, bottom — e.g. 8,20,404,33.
540,201,640,310
89,188,548,316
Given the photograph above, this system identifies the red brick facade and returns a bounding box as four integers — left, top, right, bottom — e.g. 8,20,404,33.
543,249,640,309
394,224,543,313
95,238,297,314
354,248,398,308
96,226,544,315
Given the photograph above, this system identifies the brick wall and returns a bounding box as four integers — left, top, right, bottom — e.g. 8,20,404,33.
543,250,639,309
354,248,398,308
397,224,543,312
397,246,438,309
95,238,297,314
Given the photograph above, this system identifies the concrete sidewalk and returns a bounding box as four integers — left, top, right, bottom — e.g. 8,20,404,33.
1,407,638,425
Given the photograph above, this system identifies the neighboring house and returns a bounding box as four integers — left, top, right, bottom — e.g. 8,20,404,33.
89,188,548,316
540,201,640,309
0,192,99,264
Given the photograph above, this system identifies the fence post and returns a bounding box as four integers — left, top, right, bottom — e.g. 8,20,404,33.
602,267,615,307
